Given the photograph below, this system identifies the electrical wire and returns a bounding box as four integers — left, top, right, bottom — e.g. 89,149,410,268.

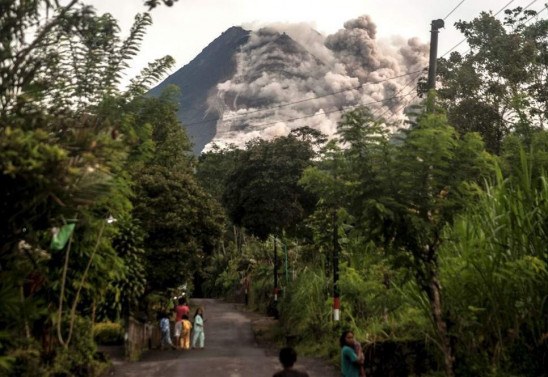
440,0,519,58
221,71,422,121
183,69,423,127
185,0,532,132
237,1,546,132
250,85,419,128
458,3,546,56
521,0,540,12
493,0,518,17
371,71,423,120
444,0,467,21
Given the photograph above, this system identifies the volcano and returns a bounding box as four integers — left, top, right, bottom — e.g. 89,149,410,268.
150,17,429,154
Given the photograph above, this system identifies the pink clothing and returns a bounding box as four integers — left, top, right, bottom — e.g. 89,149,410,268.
175,304,190,322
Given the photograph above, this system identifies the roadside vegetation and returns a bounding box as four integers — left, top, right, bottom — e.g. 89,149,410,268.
0,1,546,376
0,1,222,375
197,7,547,377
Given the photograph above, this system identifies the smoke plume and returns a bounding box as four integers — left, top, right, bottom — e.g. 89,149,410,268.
205,15,428,151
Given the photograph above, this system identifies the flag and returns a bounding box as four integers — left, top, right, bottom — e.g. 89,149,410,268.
50,223,75,250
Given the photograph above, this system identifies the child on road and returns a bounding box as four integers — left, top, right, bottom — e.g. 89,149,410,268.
272,347,309,377
180,314,192,350
174,297,190,349
191,306,205,349
159,311,175,350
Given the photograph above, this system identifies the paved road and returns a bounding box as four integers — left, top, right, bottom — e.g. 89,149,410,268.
108,298,339,377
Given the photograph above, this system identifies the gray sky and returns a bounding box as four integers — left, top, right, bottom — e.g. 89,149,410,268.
85,0,546,83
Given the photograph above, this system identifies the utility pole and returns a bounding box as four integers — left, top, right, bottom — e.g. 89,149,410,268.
273,236,278,302
283,241,288,286
333,210,340,322
427,19,445,91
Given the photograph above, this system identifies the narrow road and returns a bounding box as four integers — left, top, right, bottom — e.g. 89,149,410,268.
108,298,339,377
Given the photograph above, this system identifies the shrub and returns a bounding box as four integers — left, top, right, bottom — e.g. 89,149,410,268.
51,317,99,377
4,347,46,377
93,322,124,346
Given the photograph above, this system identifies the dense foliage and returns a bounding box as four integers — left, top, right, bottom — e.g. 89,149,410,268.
0,0,225,374
198,7,547,377
222,128,321,239
437,7,547,153
1,2,546,377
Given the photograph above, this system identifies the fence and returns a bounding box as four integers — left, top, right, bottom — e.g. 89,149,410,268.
125,316,162,360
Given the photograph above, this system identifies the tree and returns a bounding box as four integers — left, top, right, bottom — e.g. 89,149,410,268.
0,1,177,371
317,101,494,375
380,108,493,376
134,166,225,292
436,7,547,154
223,129,322,239
143,0,178,10
132,90,225,292
196,144,246,204
102,217,147,320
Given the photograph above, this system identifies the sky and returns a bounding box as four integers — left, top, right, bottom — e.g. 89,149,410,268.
85,0,546,82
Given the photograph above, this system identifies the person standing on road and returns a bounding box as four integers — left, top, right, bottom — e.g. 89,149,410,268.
191,306,205,349
340,330,364,377
273,347,309,377
174,297,190,349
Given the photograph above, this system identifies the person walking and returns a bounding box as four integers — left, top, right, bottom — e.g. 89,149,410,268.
180,314,192,350
159,311,175,350
272,347,309,377
173,297,190,349
340,330,364,377
191,306,205,349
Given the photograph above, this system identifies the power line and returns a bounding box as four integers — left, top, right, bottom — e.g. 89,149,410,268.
183,70,423,127
372,71,423,120
440,0,519,58
524,3,547,21
493,0,517,17
522,0,540,12
221,71,422,121
250,85,419,128
458,3,546,56
440,38,467,58
390,92,422,125
444,0,467,21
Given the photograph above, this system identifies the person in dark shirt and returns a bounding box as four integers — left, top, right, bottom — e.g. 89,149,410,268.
273,347,309,377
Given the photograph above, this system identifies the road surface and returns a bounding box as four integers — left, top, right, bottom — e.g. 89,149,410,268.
108,298,339,377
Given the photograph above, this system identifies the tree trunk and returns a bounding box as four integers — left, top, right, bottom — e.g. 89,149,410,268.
20,285,30,339
233,226,238,253
428,269,454,376
91,298,96,325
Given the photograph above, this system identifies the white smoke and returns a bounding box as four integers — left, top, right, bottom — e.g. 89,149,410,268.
203,15,428,152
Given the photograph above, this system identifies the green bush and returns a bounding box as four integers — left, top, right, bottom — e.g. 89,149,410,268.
93,322,124,346
3,347,46,377
51,317,101,377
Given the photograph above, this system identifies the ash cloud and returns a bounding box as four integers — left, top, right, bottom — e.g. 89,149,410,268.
204,15,428,152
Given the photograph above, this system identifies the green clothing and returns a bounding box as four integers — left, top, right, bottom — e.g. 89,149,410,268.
341,345,360,377
192,314,204,348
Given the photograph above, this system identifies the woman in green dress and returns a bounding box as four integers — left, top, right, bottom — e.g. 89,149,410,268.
340,330,364,377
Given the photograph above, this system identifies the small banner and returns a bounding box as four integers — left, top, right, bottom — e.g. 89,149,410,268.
50,223,75,250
